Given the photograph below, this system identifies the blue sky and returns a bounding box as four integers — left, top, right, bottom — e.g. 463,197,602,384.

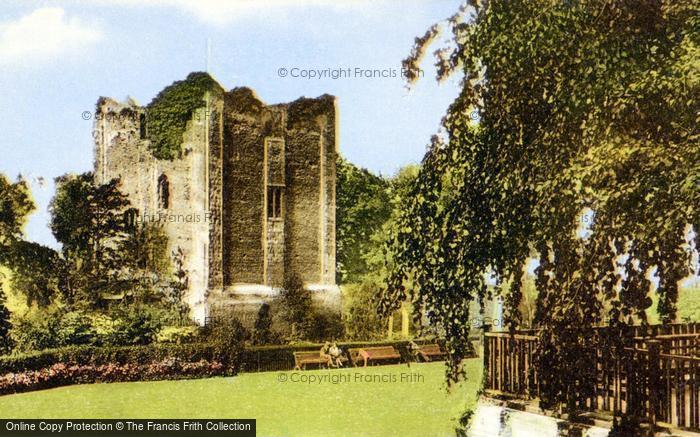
0,0,464,249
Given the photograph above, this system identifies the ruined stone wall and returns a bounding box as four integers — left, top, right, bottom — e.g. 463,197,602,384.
207,100,225,294
94,97,214,324
219,91,337,297
221,89,266,288
94,77,339,323
285,96,337,293
285,114,322,285
319,100,339,308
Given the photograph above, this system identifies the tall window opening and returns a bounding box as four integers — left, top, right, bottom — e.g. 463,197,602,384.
158,174,170,209
267,186,283,219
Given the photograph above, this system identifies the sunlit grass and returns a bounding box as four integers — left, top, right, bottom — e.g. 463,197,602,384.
0,359,482,437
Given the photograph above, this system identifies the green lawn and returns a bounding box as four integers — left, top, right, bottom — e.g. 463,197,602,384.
647,287,700,323
0,359,482,437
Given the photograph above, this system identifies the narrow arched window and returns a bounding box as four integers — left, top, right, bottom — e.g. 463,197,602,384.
123,208,138,231
158,174,170,209
139,113,147,139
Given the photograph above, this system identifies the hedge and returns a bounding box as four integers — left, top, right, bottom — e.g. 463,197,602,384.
0,342,240,374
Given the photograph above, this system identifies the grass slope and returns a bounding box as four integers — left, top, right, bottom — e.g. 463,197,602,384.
0,360,482,437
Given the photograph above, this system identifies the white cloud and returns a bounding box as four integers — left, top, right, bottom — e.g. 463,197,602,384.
101,0,372,26
176,0,370,25
0,7,102,65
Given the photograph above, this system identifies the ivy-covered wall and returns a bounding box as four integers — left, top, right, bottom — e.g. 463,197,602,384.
145,72,224,160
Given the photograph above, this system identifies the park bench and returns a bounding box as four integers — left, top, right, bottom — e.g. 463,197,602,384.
415,343,446,362
348,346,401,367
293,350,329,370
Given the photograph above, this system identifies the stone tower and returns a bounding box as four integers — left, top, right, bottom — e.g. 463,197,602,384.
94,73,339,324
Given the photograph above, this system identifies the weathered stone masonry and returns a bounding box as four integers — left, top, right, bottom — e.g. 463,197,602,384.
94,75,339,324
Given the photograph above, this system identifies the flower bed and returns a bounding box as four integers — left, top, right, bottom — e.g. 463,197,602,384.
0,359,227,395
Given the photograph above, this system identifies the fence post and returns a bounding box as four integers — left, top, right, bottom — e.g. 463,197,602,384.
401,304,410,338
647,339,660,435
482,323,492,391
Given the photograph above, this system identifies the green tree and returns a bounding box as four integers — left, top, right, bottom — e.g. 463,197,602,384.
0,175,35,285
50,173,131,306
385,0,699,415
342,278,387,340
336,156,392,284
0,174,35,248
335,162,420,340
0,272,12,353
119,222,176,307
0,174,68,309
3,241,62,307
122,222,170,276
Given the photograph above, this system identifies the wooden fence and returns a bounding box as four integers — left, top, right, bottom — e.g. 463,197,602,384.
483,323,700,431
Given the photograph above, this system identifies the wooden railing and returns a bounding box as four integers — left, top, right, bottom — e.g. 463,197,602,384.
656,352,700,429
483,332,538,397
483,323,700,432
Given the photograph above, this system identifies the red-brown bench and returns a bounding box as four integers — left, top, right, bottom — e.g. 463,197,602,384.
348,346,401,367
415,343,446,362
293,351,330,370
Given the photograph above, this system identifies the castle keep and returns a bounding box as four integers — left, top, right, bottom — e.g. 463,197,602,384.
94,73,339,324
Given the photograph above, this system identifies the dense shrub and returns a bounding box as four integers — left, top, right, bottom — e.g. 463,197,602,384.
89,313,130,346
0,286,12,354
342,280,387,340
0,336,283,395
55,311,96,346
308,307,345,342
10,307,194,352
0,341,243,394
155,326,199,344
9,313,61,352
117,307,164,345
274,275,346,343
252,303,277,345
201,317,250,368
277,274,314,340
204,317,250,345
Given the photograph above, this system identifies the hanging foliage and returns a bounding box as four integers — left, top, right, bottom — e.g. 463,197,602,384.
382,0,699,413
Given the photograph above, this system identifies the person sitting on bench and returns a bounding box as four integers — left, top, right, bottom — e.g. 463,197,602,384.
329,342,344,368
320,342,333,367
408,340,427,362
